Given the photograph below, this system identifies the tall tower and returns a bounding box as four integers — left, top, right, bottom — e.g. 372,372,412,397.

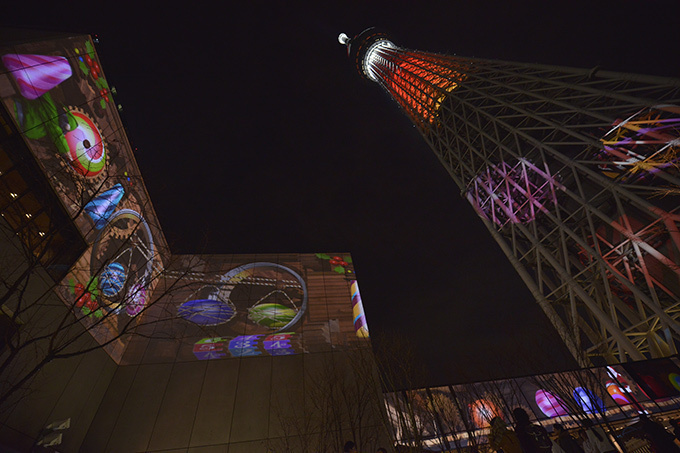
340,29,680,365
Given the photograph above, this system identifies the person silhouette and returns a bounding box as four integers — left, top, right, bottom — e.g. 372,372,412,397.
512,408,553,453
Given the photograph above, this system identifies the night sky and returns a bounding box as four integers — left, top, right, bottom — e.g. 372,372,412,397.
5,1,680,385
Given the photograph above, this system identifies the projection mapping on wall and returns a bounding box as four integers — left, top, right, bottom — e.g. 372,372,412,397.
0,35,370,364
384,358,680,448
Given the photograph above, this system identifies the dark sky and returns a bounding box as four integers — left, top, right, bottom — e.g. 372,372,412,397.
5,1,680,385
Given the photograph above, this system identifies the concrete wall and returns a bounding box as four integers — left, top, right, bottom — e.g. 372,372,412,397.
0,345,116,451
82,349,389,452
0,220,118,452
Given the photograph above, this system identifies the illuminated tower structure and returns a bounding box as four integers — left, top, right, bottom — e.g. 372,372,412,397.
340,29,680,365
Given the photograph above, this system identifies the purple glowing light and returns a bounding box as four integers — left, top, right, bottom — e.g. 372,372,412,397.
466,159,560,227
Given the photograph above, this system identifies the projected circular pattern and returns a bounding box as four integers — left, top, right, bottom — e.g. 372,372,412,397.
225,262,307,332
64,109,106,177
178,262,307,334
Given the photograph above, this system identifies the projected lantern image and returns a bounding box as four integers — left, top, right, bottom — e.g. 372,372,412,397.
125,284,147,317
90,209,155,316
178,262,307,334
100,262,126,296
178,285,236,326
235,263,306,331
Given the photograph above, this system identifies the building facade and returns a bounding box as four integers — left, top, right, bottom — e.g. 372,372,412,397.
0,30,384,452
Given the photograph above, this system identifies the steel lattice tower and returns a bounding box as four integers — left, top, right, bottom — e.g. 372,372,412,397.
340,29,680,365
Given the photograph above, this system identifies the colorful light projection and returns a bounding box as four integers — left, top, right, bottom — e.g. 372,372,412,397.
229,335,263,357
177,262,307,334
1,36,367,366
248,304,296,328
469,398,503,428
350,280,369,338
193,337,230,360
178,298,236,326
84,184,125,230
1,54,72,99
573,387,605,415
263,333,297,356
597,105,680,182
534,389,569,418
2,51,110,179
385,361,680,447
0,36,172,363
669,373,680,392
580,213,680,307
466,159,560,228
315,253,353,275
606,380,633,406
100,262,126,296
623,358,680,400
125,284,147,317
193,333,299,360
89,209,156,316
605,365,641,409
75,41,113,111
64,108,107,177
0,37,128,231
1,61,75,157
